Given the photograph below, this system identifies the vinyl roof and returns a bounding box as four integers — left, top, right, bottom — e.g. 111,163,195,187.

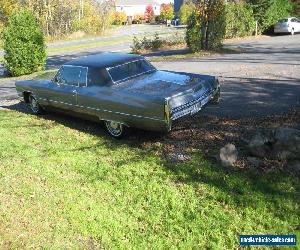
64,53,143,68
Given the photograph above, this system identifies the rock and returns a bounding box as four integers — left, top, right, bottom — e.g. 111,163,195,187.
248,128,300,161
247,157,262,167
273,128,300,160
248,129,274,158
220,144,238,166
287,161,300,175
167,153,191,163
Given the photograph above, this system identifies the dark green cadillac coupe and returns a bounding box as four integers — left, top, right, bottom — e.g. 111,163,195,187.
15,53,220,138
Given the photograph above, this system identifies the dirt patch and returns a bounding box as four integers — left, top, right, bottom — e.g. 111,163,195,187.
161,106,300,171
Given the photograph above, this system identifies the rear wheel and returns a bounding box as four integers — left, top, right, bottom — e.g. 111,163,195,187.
29,95,43,114
291,28,295,35
105,121,125,138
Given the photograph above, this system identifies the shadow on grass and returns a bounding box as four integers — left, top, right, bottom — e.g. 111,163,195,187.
3,101,300,221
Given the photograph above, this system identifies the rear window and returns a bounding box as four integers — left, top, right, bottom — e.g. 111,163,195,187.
278,19,288,23
108,60,156,83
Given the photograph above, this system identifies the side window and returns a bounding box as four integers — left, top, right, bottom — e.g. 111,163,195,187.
87,68,110,86
55,66,81,86
79,67,87,87
53,67,64,83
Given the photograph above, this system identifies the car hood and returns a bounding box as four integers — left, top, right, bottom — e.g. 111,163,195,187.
113,70,216,99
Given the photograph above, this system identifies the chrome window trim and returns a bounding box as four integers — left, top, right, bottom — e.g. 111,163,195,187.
106,59,156,84
53,65,88,87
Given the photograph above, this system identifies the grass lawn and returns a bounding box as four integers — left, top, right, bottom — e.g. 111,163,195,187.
0,109,299,249
148,47,243,62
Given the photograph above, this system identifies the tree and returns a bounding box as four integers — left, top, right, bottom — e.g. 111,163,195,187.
114,11,127,25
246,0,292,33
186,0,226,51
291,0,300,18
144,5,154,23
225,3,256,38
179,3,195,24
3,8,46,76
0,0,115,38
160,3,174,21
0,0,19,23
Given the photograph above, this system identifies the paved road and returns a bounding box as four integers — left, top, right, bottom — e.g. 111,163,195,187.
1,34,299,118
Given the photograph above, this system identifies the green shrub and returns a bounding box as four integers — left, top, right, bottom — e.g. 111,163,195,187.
186,0,226,52
248,0,292,33
131,32,185,54
186,12,202,52
131,36,143,54
179,3,195,25
3,8,46,76
152,33,163,49
131,34,163,53
225,3,256,38
291,0,300,18
263,0,292,31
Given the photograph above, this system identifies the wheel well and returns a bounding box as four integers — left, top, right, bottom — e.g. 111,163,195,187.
23,92,31,103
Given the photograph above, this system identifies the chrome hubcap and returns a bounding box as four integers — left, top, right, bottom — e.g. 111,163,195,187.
30,97,39,113
105,121,123,137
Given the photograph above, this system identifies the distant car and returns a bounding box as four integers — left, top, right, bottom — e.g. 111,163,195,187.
15,53,220,138
274,17,300,35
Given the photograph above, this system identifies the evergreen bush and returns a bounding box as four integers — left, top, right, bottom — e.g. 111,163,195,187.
225,3,256,38
3,8,46,76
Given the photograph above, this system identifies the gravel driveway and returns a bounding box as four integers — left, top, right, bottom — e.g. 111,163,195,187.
153,35,300,118
1,34,299,118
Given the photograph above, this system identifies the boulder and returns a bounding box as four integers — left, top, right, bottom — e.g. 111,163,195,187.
247,157,262,167
248,128,300,161
220,143,238,166
287,161,300,176
273,128,300,160
248,129,274,158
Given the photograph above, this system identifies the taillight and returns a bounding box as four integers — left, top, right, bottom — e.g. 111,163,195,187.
164,99,171,131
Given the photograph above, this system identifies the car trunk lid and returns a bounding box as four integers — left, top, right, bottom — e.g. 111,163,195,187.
113,70,214,101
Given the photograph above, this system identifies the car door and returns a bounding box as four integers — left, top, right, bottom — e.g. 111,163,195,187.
295,18,300,32
49,65,84,110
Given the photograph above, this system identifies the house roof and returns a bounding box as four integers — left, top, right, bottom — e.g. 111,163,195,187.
115,0,160,6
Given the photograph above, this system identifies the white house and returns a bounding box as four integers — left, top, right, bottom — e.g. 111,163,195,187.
115,0,161,19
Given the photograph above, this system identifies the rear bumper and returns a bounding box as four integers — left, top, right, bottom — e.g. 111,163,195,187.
170,86,219,121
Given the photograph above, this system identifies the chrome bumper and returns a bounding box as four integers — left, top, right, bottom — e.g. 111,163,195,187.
171,90,214,121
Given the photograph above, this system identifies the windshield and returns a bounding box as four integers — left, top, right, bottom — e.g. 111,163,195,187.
108,60,156,83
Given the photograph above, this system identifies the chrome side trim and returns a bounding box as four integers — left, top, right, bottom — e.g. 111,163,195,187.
38,98,164,122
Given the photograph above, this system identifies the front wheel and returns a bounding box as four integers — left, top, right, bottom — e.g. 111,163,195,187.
105,121,126,138
29,95,43,114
